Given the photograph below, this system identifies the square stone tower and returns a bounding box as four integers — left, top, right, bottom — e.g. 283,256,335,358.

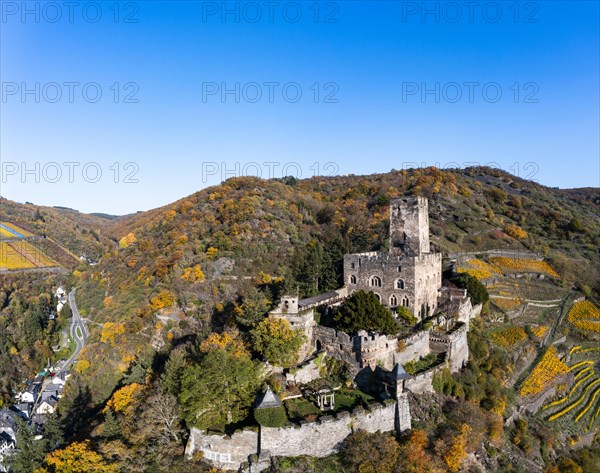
343,196,441,320
390,196,430,256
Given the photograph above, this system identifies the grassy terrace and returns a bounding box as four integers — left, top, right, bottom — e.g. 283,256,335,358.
403,352,446,375
284,389,374,422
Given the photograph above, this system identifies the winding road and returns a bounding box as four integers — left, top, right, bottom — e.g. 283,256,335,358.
57,288,88,376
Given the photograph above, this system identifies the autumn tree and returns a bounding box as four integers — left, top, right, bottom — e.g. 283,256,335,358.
38,440,117,473
396,429,442,473
443,424,471,472
250,317,306,367
104,383,144,415
149,290,176,311
233,286,272,328
333,290,398,335
118,233,136,249
341,430,400,473
200,329,249,358
179,348,263,429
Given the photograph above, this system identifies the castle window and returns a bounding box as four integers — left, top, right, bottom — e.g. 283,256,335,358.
396,279,405,290
374,293,381,302
350,262,355,269
402,296,409,307
350,275,357,284
390,294,398,306
370,276,382,287
397,266,402,272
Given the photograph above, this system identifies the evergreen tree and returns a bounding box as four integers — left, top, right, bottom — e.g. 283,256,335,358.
161,346,189,397
179,349,262,429
42,413,64,453
451,273,489,305
7,417,45,473
333,290,398,335
102,408,121,439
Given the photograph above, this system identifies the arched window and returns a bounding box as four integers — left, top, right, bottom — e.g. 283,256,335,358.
390,294,398,306
402,296,409,307
350,275,357,284
395,279,405,290
370,276,382,287
374,293,381,302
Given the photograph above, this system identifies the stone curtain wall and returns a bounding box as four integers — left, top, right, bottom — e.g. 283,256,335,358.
395,330,430,366
357,331,400,370
447,324,469,372
260,401,397,458
406,364,443,394
185,428,258,470
186,403,398,469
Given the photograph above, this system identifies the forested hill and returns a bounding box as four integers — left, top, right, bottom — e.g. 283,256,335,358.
2,166,600,471
2,166,600,404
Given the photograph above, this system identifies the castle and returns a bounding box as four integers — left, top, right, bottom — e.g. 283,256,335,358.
186,197,482,471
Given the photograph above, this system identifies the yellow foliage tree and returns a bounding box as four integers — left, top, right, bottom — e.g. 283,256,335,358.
103,383,144,414
118,232,136,249
181,265,205,283
150,290,176,311
100,322,126,346
206,247,218,258
75,359,91,374
444,424,471,472
38,440,117,473
200,330,249,358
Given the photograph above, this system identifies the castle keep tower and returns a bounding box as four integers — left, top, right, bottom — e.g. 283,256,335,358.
390,196,430,256
343,196,441,320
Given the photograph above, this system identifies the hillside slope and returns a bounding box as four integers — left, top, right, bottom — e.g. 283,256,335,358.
52,166,597,401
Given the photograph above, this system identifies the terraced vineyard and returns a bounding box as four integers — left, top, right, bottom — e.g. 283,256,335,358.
457,256,560,281
519,346,570,397
567,300,600,335
0,221,33,238
0,241,58,270
541,351,600,428
489,257,559,278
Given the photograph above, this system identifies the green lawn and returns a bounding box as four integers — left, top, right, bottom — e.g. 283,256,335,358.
285,398,321,421
285,389,375,421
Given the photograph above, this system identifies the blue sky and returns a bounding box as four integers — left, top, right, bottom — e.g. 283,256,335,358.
1,1,598,214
